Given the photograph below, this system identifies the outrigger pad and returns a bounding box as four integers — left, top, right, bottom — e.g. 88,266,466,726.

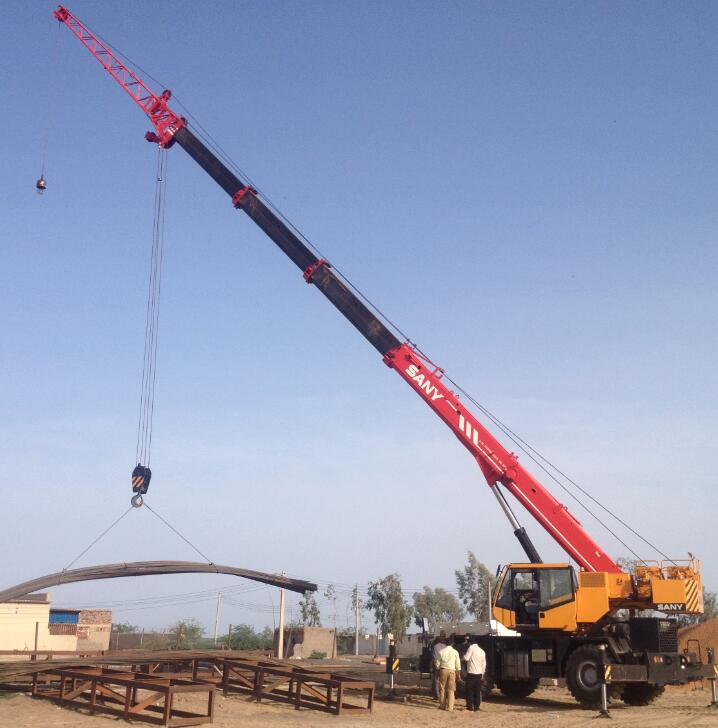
131,464,152,495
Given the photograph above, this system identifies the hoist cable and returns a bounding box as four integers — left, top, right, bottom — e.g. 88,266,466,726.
74,29,672,564
135,149,167,467
61,505,134,573
142,502,215,565
38,21,62,180
146,153,168,466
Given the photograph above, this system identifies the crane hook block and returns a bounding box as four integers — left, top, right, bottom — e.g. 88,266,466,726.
36,175,47,193
131,464,152,496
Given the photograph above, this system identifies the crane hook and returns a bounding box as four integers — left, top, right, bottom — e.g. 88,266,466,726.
131,463,151,507
36,175,47,194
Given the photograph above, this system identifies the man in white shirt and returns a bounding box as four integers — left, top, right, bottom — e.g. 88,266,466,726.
462,634,487,711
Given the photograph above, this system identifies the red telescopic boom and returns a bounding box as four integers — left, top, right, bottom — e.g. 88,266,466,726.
385,344,620,572
54,5,621,574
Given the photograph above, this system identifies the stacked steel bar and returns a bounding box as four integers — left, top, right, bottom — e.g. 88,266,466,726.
0,561,316,604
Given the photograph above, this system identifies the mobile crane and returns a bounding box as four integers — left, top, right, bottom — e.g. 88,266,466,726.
52,6,715,707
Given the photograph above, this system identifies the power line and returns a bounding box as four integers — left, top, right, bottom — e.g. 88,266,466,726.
55,583,265,610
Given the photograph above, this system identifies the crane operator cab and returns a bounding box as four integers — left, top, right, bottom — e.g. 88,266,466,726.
493,564,578,632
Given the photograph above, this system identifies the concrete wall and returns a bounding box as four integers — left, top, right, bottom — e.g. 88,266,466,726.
341,634,387,656
0,599,75,651
395,633,424,657
274,626,337,659
679,618,718,657
0,598,112,652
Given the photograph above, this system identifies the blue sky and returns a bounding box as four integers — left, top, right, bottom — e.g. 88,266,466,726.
1,1,716,633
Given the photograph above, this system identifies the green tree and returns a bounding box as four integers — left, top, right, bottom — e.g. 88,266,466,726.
299,591,321,626
413,587,464,632
615,556,636,575
366,573,413,640
703,590,717,620
167,618,204,649
676,589,717,627
228,624,273,650
455,551,496,621
324,584,337,627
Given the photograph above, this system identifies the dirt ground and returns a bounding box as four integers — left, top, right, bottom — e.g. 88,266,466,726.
0,685,716,728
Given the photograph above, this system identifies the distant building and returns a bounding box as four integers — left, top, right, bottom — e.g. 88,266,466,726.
0,593,111,652
49,608,112,651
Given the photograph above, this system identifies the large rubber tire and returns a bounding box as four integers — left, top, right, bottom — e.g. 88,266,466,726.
565,645,607,707
496,678,540,699
621,682,665,706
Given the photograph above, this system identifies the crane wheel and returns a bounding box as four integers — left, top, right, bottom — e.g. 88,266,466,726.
496,678,539,699
565,645,617,707
621,682,665,706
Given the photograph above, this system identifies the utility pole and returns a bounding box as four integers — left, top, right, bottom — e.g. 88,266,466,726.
354,584,360,656
213,592,221,647
277,583,286,659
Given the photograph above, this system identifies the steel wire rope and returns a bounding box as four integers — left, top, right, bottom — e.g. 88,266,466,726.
71,21,673,566
61,505,134,574
135,148,167,467
141,153,163,463
145,150,168,466
441,375,673,564
476,396,673,562
38,21,62,181
142,502,215,566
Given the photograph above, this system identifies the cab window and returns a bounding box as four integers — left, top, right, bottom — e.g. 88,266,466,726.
495,571,513,609
539,568,575,609
513,571,537,591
